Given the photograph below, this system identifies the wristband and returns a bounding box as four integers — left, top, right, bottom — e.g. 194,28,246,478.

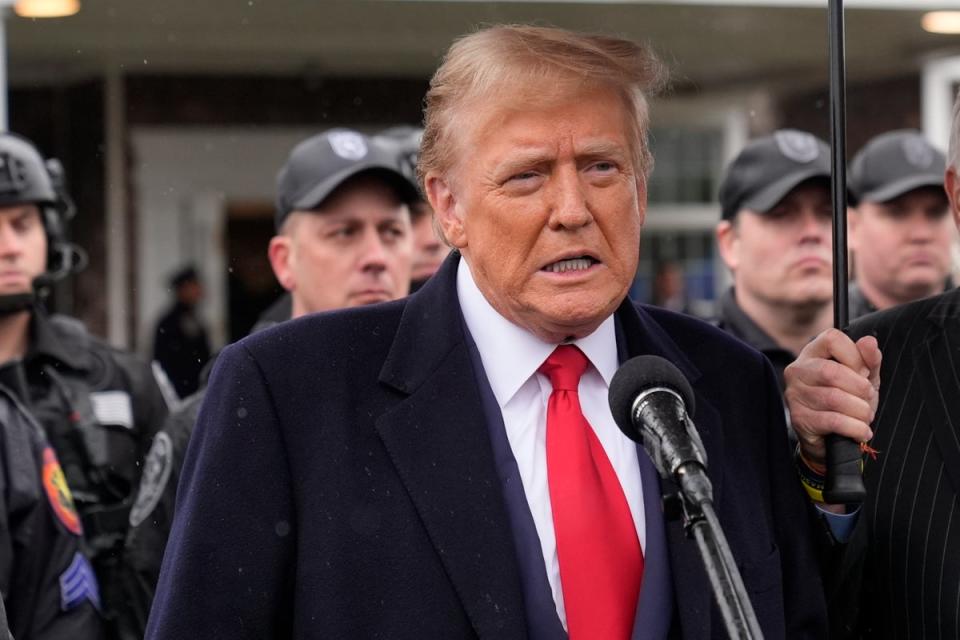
795,445,827,503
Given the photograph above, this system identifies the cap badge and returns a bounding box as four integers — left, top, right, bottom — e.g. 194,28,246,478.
902,136,935,169
775,131,820,163
328,131,368,161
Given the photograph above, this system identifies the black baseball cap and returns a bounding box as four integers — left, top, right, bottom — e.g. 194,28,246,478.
374,125,422,185
848,130,946,205
719,129,831,220
169,265,199,288
275,128,420,230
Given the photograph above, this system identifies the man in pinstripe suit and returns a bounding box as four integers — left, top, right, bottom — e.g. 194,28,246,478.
784,97,960,638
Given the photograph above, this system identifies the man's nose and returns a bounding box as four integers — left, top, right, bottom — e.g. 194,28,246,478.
358,228,388,271
799,208,830,242
0,225,23,258
906,211,939,242
547,167,593,231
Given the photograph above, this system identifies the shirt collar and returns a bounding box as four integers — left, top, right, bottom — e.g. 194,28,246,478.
457,258,617,408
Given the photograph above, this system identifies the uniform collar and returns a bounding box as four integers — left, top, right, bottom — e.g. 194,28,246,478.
26,311,91,372
848,282,878,319
718,288,794,357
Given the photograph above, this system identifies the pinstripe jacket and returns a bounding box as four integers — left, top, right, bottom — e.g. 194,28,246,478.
832,288,960,638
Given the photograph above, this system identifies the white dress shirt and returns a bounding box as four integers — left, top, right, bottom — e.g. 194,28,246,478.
457,259,646,629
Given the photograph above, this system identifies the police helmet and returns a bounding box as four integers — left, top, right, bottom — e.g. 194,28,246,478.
0,132,84,286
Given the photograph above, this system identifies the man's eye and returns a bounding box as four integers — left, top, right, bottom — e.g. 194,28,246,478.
330,227,355,238
590,161,616,172
509,171,539,182
12,217,35,232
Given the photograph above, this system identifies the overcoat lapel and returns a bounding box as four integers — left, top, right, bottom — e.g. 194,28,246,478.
615,300,723,640
916,290,960,497
375,253,729,639
375,254,528,640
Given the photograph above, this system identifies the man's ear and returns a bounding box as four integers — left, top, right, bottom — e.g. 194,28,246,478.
715,219,739,272
267,234,295,292
425,173,467,249
946,167,960,231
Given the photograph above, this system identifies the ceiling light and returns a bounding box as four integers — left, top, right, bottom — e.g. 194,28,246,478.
13,0,80,18
923,11,960,35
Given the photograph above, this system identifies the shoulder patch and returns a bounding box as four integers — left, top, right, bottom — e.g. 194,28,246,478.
129,431,174,528
60,551,101,611
42,447,83,536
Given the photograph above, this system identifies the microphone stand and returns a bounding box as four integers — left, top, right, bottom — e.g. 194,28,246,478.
639,391,763,639
671,460,764,640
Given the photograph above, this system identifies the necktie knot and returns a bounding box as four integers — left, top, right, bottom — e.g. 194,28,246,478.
539,345,589,392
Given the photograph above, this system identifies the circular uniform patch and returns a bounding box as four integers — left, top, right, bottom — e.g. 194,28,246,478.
42,447,83,536
328,130,368,161
902,135,935,169
775,130,820,164
129,431,174,528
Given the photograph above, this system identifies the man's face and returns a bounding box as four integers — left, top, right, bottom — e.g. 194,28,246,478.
427,86,645,342
849,187,953,304
268,176,414,317
717,180,833,310
0,204,47,296
410,202,448,283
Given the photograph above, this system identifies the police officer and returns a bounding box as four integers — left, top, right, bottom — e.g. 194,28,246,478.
848,130,955,319
151,265,211,398
121,128,418,637
1,384,102,639
714,129,834,392
375,126,449,292
0,133,168,638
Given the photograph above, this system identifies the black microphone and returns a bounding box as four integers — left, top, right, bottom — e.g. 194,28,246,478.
610,355,765,639
608,355,711,505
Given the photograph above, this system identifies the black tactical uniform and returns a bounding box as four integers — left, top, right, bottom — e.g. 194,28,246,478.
0,132,171,639
0,312,169,637
152,302,209,399
120,392,200,639
152,267,211,399
1,384,102,639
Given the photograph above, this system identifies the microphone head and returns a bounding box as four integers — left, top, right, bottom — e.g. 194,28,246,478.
608,355,696,437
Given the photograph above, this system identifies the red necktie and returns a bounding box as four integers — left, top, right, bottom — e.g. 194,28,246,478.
540,345,644,640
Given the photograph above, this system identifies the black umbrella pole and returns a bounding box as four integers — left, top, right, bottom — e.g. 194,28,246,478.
824,0,866,504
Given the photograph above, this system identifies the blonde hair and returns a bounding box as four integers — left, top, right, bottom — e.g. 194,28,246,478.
418,24,668,189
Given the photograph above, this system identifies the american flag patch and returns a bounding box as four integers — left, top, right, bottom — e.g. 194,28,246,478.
89,391,134,430
59,552,101,611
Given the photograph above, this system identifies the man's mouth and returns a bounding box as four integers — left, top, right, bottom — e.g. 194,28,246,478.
542,256,599,274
